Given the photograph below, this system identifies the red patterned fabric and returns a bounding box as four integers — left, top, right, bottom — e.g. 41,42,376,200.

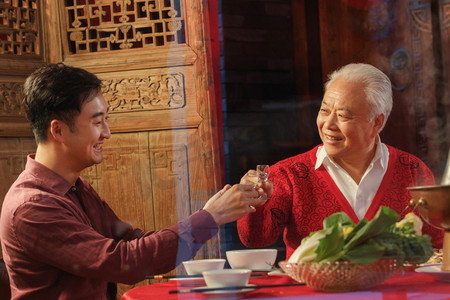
237,145,444,259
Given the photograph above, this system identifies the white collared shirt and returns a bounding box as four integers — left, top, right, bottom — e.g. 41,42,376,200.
314,136,389,220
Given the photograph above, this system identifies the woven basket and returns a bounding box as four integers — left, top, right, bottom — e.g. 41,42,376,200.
279,258,399,292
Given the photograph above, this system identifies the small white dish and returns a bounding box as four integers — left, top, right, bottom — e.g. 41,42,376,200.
170,276,202,280
415,264,450,282
169,277,205,287
193,284,256,296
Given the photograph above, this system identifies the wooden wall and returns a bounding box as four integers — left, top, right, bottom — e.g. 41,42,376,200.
0,0,224,297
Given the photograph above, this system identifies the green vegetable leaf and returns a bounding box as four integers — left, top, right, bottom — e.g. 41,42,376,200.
289,206,433,265
343,206,399,251
313,223,345,262
341,239,385,264
323,212,355,229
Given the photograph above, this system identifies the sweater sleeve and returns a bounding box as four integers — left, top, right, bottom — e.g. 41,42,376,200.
237,162,293,248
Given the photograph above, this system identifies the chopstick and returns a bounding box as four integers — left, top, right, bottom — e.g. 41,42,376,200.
169,283,306,294
147,273,265,280
146,275,201,279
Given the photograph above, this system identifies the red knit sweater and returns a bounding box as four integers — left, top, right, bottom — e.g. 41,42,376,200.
237,145,444,259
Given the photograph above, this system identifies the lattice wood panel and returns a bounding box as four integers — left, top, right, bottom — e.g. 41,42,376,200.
0,0,39,56
63,0,185,54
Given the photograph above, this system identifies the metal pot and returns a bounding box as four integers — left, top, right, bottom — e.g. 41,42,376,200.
407,185,450,271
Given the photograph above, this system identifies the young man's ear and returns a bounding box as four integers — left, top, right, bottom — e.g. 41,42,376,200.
49,120,67,143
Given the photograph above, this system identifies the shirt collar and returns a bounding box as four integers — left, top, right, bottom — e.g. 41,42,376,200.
315,135,387,170
26,154,74,196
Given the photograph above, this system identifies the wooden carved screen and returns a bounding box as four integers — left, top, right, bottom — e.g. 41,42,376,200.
1,0,224,297
0,0,40,235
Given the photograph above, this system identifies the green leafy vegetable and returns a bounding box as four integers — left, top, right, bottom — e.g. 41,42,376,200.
288,206,434,265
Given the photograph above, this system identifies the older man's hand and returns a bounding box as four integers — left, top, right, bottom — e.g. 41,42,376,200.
240,170,274,202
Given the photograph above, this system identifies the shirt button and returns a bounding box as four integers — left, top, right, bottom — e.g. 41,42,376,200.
71,187,77,191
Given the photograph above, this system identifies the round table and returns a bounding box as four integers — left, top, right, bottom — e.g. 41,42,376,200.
121,270,450,299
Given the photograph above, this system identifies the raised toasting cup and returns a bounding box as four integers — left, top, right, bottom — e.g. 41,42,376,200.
407,184,450,272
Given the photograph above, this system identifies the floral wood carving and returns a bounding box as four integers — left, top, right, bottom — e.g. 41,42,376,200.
0,0,39,55
410,23,429,164
63,0,185,54
442,0,450,30
101,72,185,112
0,155,26,175
0,82,24,116
346,0,395,41
407,0,432,33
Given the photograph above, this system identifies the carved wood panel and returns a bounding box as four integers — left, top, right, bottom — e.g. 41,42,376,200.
0,0,222,295
439,0,450,162
102,72,186,112
97,66,201,133
0,82,24,117
0,0,43,135
0,137,36,257
0,0,40,56
82,133,151,230
54,0,196,73
1,2,223,298
63,0,185,54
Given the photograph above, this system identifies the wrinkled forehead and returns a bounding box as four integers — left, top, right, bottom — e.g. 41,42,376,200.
320,80,372,117
324,79,367,102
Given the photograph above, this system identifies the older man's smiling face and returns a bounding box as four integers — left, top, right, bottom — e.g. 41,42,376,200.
316,78,383,166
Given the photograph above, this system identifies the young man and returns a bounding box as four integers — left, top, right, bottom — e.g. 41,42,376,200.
0,63,266,299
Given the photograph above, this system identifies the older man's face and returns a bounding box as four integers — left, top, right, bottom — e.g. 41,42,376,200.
316,78,383,166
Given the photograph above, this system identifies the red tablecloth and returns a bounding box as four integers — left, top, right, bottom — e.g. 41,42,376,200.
121,271,450,299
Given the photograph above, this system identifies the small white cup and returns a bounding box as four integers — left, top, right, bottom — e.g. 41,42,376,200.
182,259,226,275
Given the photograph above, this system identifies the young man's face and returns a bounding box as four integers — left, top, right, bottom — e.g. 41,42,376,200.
64,93,111,172
316,78,383,165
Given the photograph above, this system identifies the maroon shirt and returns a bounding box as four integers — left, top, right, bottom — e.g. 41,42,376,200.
238,145,444,259
0,155,218,299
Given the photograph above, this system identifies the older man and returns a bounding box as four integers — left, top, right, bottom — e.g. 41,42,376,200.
237,63,443,259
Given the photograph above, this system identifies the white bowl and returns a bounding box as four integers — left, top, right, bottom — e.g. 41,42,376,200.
226,249,277,271
202,269,251,287
182,259,226,275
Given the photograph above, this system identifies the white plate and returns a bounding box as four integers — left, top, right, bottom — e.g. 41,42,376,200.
169,277,205,286
192,284,256,296
267,268,288,276
415,264,450,282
